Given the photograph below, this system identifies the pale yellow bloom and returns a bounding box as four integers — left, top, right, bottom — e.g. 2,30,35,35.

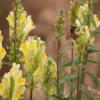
76,26,90,46
0,31,3,42
33,57,57,84
89,36,95,45
17,77,25,86
7,9,35,41
20,37,47,73
90,15,100,31
6,11,14,28
0,84,4,95
80,3,88,12
33,66,44,83
0,63,25,100
74,3,100,48
23,15,36,33
0,47,6,61
20,38,37,56
77,3,89,24
0,31,6,68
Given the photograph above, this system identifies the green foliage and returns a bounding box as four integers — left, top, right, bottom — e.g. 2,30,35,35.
87,45,100,53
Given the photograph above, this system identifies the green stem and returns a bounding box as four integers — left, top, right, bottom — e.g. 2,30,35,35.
71,42,74,96
46,84,48,100
13,0,18,62
30,76,33,100
77,65,81,100
57,40,61,99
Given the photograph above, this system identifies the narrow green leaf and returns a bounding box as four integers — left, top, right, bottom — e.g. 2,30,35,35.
93,31,100,35
85,71,97,82
63,59,79,68
61,75,77,84
87,46,100,53
87,60,100,64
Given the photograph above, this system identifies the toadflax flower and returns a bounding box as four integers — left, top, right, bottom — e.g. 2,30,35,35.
19,36,47,74
0,31,6,68
33,57,57,83
6,2,35,42
70,3,100,47
0,63,25,100
33,57,57,96
69,1,100,63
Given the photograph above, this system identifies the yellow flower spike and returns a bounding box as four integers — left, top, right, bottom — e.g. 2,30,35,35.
0,63,25,100
33,66,44,83
7,4,35,41
20,36,47,73
33,57,57,88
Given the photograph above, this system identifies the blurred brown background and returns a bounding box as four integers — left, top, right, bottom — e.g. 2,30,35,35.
0,0,100,100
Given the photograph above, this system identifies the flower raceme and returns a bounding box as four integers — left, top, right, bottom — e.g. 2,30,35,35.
70,3,100,47
7,5,35,41
0,31,6,68
33,57,57,84
33,57,57,97
19,37,47,74
0,63,25,100
77,3,100,31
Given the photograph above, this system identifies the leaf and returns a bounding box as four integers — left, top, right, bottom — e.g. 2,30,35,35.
61,75,77,84
63,59,79,68
85,71,97,82
93,31,100,35
87,60,100,64
87,46,100,53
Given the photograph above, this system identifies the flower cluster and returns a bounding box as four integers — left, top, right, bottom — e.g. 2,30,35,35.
0,63,25,100
6,2,35,42
33,57,57,97
20,36,57,98
0,31,6,68
20,37,47,74
70,2,100,56
33,57,57,83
